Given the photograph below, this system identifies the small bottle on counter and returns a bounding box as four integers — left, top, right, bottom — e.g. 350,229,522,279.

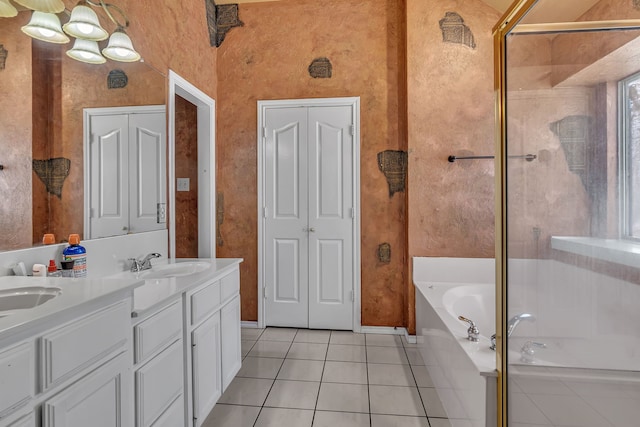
61,260,75,278
63,234,87,278
47,260,61,277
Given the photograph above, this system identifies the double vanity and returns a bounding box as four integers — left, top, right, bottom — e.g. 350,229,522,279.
0,258,243,427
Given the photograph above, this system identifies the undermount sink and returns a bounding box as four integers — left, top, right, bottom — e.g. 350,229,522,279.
0,286,62,312
139,262,210,280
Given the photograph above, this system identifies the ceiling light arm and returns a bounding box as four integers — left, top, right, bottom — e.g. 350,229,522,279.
85,0,129,29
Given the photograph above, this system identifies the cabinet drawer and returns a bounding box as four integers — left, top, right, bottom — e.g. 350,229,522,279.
190,281,220,325
134,300,182,364
136,339,184,427
220,268,240,303
40,300,130,391
0,342,34,418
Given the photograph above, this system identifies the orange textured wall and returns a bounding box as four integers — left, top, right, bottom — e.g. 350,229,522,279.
0,14,32,251
175,95,199,258
216,0,407,326
406,0,500,331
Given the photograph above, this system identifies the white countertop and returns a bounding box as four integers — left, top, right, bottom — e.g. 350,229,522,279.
112,258,243,317
0,275,145,340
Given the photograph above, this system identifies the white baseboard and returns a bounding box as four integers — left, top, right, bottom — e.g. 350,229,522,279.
241,321,259,328
360,326,417,344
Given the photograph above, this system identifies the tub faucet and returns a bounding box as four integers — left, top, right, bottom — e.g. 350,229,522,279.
129,253,162,272
458,316,480,342
507,313,535,337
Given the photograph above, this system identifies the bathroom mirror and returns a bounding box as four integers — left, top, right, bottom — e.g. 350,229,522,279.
0,12,167,252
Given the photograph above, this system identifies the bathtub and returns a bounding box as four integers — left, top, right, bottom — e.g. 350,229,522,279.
414,257,497,427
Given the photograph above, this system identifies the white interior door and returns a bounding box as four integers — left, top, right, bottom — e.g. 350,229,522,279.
263,103,354,330
88,113,129,239
128,112,166,234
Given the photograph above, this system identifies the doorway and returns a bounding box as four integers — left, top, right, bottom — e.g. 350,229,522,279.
257,97,361,331
168,71,216,259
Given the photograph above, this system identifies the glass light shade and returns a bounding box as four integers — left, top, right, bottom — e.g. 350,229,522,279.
102,29,140,62
0,0,18,17
14,0,64,14
21,11,70,44
66,38,106,64
62,4,108,41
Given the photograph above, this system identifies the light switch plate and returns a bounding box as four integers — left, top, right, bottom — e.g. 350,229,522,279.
177,178,190,192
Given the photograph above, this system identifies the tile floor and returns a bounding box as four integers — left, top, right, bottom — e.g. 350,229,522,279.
202,327,451,427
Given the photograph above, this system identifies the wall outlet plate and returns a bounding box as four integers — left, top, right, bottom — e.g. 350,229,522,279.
177,178,190,192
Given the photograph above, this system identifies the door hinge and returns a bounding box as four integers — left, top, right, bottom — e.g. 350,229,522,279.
263,285,268,299
350,290,354,302
90,208,95,218
349,207,355,219
349,124,355,136
263,207,269,218
263,126,267,138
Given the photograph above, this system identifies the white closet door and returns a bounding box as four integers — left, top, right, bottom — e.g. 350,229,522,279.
263,104,354,330
89,114,129,238
307,106,354,330
264,107,310,328
128,112,166,234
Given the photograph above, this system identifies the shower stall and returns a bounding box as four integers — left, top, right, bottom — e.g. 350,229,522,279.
495,1,640,426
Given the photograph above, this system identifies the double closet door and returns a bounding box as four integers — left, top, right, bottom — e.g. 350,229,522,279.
263,104,355,330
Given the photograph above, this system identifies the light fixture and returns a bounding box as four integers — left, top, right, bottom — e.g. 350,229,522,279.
102,27,139,62
21,11,70,44
14,0,65,14
62,2,108,41
66,38,106,64
0,0,18,18
5,0,141,64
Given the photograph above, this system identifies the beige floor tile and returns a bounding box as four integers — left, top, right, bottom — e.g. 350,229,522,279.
241,328,264,341
286,342,328,360
241,340,255,357
277,359,325,381
366,346,409,364
329,331,366,345
322,361,368,384
313,411,370,427
418,387,448,418
254,407,314,427
248,340,291,358
218,377,273,406
366,334,403,347
236,357,283,379
294,329,331,343
201,404,260,427
371,414,430,427
326,344,367,362
410,366,434,387
264,380,320,410
368,363,416,386
428,418,455,427
316,383,369,413
370,385,426,416
405,348,425,366
259,327,298,342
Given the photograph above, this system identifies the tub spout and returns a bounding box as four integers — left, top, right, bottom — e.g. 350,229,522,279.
507,313,535,337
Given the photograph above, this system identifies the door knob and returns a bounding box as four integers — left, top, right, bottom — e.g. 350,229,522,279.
309,227,316,232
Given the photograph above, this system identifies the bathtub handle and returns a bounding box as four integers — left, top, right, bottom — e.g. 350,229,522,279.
458,316,480,342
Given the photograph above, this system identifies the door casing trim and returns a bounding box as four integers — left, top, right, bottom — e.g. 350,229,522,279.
257,97,362,332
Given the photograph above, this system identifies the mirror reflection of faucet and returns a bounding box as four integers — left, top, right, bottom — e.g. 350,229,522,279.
520,340,546,364
129,253,162,272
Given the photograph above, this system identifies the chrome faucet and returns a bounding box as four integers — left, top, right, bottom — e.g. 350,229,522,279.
458,316,480,342
129,253,162,272
507,313,535,337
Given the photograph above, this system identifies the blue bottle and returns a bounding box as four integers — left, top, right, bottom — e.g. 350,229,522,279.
63,234,87,278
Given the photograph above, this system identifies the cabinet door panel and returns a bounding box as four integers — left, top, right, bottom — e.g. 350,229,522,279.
192,312,221,427
221,295,241,391
150,395,184,427
42,354,131,427
136,339,184,427
0,342,34,418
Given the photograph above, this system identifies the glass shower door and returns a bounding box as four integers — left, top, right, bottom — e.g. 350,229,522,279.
496,2,640,426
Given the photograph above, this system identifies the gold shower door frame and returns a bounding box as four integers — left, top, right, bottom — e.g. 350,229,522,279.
492,1,640,425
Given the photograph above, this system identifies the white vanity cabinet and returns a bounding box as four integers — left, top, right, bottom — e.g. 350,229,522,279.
0,295,134,427
185,266,241,427
132,299,184,427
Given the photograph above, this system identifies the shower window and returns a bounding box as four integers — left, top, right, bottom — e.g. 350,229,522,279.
620,71,640,240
